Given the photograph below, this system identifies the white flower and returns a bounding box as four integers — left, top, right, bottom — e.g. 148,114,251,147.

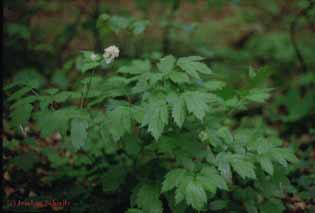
103,45,119,64
90,53,98,61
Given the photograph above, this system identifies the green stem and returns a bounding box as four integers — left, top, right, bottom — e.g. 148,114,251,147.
31,88,39,97
81,70,96,108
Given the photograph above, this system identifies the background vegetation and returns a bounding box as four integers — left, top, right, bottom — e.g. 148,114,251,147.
3,0,315,212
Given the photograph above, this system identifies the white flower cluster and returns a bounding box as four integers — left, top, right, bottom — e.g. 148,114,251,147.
90,53,98,61
103,45,119,64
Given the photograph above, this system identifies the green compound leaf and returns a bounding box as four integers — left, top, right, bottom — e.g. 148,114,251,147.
10,103,33,128
157,55,176,73
183,91,209,121
141,99,168,140
70,118,89,150
231,159,256,179
185,179,207,211
217,127,234,145
35,107,88,138
107,106,132,142
245,88,272,103
132,20,150,35
259,157,274,175
171,96,186,128
162,168,186,192
271,148,298,167
177,56,212,79
203,80,226,91
168,71,190,84
200,167,228,191
135,184,163,213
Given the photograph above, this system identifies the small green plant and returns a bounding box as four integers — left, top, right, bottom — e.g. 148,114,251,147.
5,45,298,212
